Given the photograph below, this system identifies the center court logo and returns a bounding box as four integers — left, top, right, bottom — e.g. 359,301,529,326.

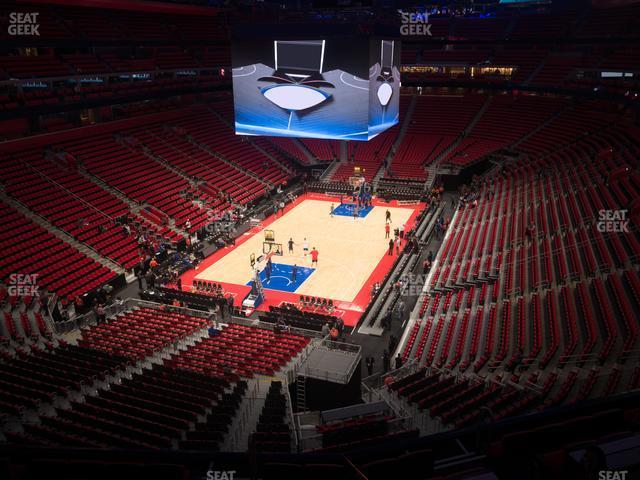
597,209,629,233
400,11,432,36
8,12,40,36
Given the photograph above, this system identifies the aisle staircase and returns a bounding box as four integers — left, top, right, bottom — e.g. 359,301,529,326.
296,373,307,413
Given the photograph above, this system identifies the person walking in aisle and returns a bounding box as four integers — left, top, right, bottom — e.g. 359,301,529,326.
366,357,374,376
395,353,403,370
322,322,330,337
382,350,390,373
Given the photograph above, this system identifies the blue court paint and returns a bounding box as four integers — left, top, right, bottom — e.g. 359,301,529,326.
332,203,374,218
247,263,315,293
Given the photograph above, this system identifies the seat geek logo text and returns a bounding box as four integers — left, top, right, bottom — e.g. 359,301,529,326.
8,12,40,36
400,12,432,36
597,209,629,233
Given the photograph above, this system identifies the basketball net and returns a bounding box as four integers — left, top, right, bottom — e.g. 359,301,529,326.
349,176,365,189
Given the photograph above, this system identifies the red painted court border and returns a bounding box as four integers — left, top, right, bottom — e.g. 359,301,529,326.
179,192,425,328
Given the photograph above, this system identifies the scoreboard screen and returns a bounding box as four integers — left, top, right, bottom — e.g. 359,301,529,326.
232,35,400,141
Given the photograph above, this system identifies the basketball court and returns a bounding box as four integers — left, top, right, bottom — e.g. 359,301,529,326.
180,193,424,328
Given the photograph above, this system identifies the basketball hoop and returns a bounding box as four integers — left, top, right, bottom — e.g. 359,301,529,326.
348,176,365,189
263,241,283,255
255,251,275,273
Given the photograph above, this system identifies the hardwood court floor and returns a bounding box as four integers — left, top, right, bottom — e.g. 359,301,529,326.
194,198,415,302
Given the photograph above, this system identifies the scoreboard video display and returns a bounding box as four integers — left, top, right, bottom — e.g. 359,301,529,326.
232,33,400,141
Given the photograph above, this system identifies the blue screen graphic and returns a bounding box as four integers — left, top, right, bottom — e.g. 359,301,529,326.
232,37,400,141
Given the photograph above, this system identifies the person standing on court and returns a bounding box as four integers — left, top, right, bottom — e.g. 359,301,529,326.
385,209,391,223
310,248,319,267
288,237,294,254
385,222,390,239
291,264,298,283
265,260,272,282
388,238,394,256
303,238,309,256
330,203,334,217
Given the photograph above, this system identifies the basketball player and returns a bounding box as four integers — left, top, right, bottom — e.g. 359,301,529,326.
288,237,294,254
385,209,392,223
265,261,272,282
330,203,334,217
291,264,298,283
267,256,273,280
310,248,319,266
303,238,309,256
